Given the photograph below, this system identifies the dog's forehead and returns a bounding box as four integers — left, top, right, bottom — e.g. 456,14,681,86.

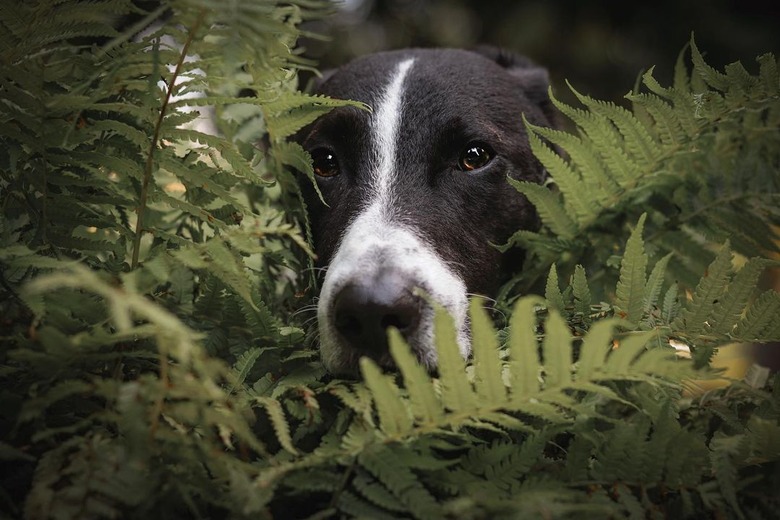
318,49,512,105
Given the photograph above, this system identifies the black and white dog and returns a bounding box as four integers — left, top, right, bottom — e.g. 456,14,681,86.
296,47,556,375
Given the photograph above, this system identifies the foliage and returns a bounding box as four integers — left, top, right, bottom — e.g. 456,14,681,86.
0,2,778,519
503,38,780,298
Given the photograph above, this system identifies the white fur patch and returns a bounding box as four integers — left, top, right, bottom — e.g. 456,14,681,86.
317,58,471,374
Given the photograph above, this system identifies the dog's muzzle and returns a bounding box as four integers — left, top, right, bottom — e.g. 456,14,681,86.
332,269,424,357
316,209,469,374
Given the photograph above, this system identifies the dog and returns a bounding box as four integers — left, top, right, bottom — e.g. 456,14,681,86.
295,47,556,375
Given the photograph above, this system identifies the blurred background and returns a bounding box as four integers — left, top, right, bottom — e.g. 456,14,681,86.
301,0,779,104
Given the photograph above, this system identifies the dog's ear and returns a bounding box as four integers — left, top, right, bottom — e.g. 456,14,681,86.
472,45,557,127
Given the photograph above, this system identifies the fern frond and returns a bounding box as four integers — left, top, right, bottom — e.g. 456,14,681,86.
360,360,413,437
576,318,622,380
568,83,659,165
733,290,780,341
673,242,734,334
263,92,368,141
255,397,297,455
526,125,594,225
359,447,440,520
571,265,593,325
544,263,566,313
507,178,577,239
711,258,774,335
230,347,263,393
351,472,408,514
643,252,673,316
542,310,573,388
615,214,648,324
433,308,476,412
507,296,545,396
470,299,508,404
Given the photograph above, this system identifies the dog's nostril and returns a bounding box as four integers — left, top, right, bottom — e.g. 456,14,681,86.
335,313,363,335
332,278,422,353
380,313,406,330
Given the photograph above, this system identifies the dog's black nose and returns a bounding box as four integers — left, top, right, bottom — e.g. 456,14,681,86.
333,274,422,354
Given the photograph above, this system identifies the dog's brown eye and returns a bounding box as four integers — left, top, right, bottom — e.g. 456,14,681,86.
311,149,340,177
459,144,493,171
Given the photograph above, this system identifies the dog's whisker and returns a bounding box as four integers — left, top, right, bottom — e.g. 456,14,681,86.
291,304,319,319
301,315,320,328
465,292,497,305
301,265,329,275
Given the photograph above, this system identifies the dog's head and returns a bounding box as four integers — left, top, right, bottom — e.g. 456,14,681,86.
295,47,555,375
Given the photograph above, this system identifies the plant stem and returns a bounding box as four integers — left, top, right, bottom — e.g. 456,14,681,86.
131,10,207,269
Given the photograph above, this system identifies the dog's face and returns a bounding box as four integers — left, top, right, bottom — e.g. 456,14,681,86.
295,48,554,375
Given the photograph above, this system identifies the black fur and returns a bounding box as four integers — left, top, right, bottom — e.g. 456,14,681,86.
297,47,553,297
297,48,554,366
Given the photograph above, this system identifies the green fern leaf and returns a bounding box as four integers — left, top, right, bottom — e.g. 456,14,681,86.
571,264,592,324
569,83,659,165
255,397,297,455
351,473,407,514
733,290,780,341
272,141,327,204
507,178,578,239
711,259,772,335
388,329,443,424
643,253,673,316
560,82,643,186
360,359,413,437
661,283,680,325
615,214,648,324
433,307,475,411
757,52,779,92
338,490,400,520
264,93,368,141
709,432,746,517
542,310,572,388
603,331,655,376
229,347,262,394
173,239,257,308
530,120,621,199
470,299,508,404
628,89,686,145
674,242,734,334
576,318,622,380
507,296,545,396
745,416,780,463
526,124,594,225
545,264,566,313
359,447,439,520
238,297,280,339
690,38,731,91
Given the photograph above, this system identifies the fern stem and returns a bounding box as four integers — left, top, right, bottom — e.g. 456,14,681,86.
328,458,357,511
149,351,170,436
131,10,207,270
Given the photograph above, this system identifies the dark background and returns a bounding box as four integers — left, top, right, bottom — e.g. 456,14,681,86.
301,0,779,103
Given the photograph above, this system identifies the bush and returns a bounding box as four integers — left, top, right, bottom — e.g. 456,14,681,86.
1,1,778,518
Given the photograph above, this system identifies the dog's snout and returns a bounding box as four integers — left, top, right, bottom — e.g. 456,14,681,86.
333,273,422,354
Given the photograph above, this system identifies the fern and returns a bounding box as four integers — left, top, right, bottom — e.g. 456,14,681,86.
507,36,780,295
615,213,649,324
1,5,779,518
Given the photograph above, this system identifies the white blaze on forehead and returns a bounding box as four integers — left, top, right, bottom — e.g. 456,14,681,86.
371,58,415,205
317,56,470,373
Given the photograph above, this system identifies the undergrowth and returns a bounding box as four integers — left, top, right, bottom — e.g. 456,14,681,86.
0,1,778,518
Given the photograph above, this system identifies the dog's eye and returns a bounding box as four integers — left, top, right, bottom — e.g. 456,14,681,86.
459,144,494,171
311,149,340,177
